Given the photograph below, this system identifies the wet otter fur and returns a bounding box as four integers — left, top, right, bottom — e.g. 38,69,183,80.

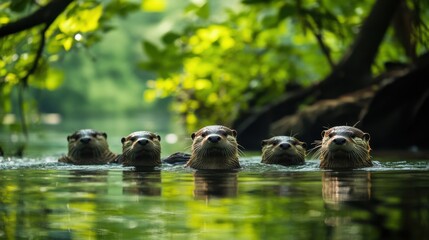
185,125,241,170
261,136,306,166
316,126,372,169
58,129,117,165
116,131,161,167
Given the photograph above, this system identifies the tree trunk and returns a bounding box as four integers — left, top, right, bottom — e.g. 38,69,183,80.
320,0,402,97
234,0,402,150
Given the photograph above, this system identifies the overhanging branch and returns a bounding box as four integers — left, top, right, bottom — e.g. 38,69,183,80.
0,0,74,38
2,0,75,145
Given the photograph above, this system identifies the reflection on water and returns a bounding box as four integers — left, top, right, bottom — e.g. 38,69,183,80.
322,171,373,239
193,170,238,200
122,169,161,196
0,158,428,239
322,171,372,207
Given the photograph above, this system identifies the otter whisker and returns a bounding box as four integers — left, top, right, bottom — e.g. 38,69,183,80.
318,126,372,169
261,136,306,166
59,129,117,165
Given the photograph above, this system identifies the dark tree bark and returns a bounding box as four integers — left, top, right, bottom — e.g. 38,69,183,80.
361,58,429,149
320,0,402,96
234,0,403,150
270,52,429,152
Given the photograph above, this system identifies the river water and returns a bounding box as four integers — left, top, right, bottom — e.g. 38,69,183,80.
0,156,428,240
1,115,429,239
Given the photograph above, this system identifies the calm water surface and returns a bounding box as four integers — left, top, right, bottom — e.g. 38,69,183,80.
1,156,428,240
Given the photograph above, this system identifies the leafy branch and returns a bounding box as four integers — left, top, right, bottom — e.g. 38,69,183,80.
0,0,74,38
0,0,74,145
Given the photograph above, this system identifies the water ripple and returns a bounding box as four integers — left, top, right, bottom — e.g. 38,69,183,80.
1,156,428,171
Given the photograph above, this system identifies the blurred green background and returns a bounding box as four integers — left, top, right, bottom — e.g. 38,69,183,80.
0,0,428,156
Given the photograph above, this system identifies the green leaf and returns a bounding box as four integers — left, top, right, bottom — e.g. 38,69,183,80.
278,4,295,21
141,0,166,12
142,41,161,59
59,4,103,34
196,3,210,19
261,15,278,28
10,0,31,13
185,2,210,19
162,32,181,44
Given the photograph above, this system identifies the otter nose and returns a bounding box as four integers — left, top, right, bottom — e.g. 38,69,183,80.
279,143,291,150
333,137,346,145
208,135,221,143
137,139,149,145
80,137,91,144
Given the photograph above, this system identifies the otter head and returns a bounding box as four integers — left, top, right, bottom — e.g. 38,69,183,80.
120,131,161,167
186,125,240,170
261,136,306,166
319,126,372,169
66,129,109,162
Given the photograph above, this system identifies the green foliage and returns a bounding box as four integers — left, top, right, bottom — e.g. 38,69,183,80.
0,0,141,154
0,1,138,117
140,0,429,132
140,0,357,131
1,0,429,144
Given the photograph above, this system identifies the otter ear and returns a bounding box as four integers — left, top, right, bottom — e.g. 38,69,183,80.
261,139,269,147
157,135,161,141
363,133,370,141
231,130,237,137
101,132,107,139
67,135,71,141
321,130,326,138
191,132,196,140
301,142,307,149
121,137,126,144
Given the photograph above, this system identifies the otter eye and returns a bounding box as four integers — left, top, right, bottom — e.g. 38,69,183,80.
220,131,228,137
201,132,208,138
68,135,77,141
91,133,98,138
328,133,334,138
130,137,137,142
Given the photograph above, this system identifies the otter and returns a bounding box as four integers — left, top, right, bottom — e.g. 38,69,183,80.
185,125,241,170
317,126,372,169
58,129,117,165
116,131,161,167
261,136,306,166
